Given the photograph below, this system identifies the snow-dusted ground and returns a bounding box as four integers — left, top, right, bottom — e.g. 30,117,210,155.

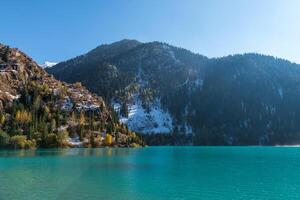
161,44,180,63
67,136,83,147
113,96,173,134
40,61,57,69
5,92,20,100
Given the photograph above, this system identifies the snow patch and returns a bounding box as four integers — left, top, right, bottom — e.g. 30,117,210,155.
278,87,283,99
5,92,20,100
162,44,180,63
194,78,203,88
113,96,173,134
61,97,73,111
40,61,57,68
76,103,99,111
68,136,83,147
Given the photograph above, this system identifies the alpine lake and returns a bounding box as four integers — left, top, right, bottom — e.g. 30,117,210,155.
0,146,299,200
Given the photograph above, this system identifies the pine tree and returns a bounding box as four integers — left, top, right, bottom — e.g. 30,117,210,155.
71,111,76,122
120,102,129,117
50,119,56,133
79,111,85,140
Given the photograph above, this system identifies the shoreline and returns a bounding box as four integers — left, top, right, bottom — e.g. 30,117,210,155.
2,145,300,150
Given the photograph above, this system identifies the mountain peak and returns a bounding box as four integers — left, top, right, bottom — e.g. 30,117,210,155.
87,39,142,57
40,61,57,68
113,39,141,45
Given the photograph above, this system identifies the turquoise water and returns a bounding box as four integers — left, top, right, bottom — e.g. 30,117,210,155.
0,147,300,200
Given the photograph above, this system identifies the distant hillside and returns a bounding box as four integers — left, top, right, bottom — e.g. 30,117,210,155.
0,44,144,149
47,40,300,145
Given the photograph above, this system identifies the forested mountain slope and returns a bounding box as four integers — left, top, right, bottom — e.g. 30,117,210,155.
47,40,300,145
0,44,143,148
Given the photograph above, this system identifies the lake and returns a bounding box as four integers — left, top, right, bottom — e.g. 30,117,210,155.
0,147,300,200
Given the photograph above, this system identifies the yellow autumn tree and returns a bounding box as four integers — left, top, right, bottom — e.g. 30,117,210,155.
104,134,113,146
15,110,21,121
44,106,50,114
79,111,85,125
16,110,32,123
0,113,5,125
74,82,82,88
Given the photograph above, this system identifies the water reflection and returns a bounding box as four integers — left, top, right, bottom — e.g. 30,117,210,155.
0,148,139,158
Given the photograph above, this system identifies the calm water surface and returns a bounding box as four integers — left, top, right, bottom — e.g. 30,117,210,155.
0,147,300,200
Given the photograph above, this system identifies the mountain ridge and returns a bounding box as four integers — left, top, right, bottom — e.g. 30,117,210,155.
0,43,144,148
47,39,300,145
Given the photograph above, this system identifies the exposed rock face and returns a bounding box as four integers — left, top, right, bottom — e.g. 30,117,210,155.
0,43,145,149
0,44,109,119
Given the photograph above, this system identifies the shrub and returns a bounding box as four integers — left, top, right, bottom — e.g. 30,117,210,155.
10,135,36,149
45,133,59,148
57,130,69,147
10,135,27,149
0,130,10,148
32,132,42,145
25,139,36,149
0,113,5,126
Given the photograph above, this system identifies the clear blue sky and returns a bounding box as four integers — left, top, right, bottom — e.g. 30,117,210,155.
1,0,300,63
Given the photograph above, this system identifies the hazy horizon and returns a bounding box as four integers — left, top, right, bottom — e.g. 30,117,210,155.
2,0,300,64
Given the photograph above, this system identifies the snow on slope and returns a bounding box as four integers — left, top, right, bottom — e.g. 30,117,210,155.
113,96,173,134
278,86,284,100
40,61,57,68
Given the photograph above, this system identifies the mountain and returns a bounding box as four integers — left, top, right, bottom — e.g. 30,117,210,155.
0,43,144,149
40,61,57,68
47,40,300,145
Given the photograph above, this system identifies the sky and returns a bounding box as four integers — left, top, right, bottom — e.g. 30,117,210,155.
1,0,300,64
